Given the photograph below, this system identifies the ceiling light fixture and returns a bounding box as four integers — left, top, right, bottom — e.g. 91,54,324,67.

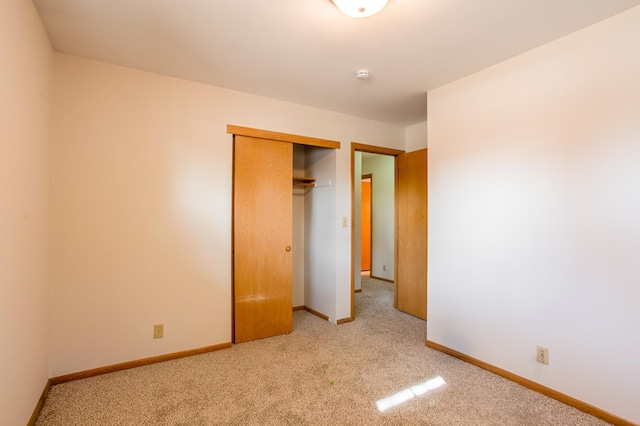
331,0,388,18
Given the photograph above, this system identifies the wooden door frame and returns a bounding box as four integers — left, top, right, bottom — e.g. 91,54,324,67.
227,125,340,342
350,143,404,322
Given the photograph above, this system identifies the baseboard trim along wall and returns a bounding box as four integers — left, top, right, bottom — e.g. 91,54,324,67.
370,275,394,284
298,305,352,324
425,340,634,426
303,306,329,321
27,378,52,426
50,342,232,385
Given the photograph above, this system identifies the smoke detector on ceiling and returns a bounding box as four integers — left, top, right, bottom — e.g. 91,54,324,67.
356,70,370,80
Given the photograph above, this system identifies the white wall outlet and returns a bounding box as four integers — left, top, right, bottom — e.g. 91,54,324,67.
154,324,164,339
536,345,549,365
383,265,386,271
341,217,347,227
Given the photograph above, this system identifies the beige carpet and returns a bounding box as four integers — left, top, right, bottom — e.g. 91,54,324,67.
36,277,608,425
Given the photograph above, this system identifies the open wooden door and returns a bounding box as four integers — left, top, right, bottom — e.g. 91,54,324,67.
233,135,293,343
396,148,427,320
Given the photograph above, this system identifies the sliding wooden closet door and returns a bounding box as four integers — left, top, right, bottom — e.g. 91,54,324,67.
233,135,293,343
396,148,427,320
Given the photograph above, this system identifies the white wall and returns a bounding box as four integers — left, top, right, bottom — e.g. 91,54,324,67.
362,155,395,281
304,147,337,321
405,121,428,152
0,2,52,424
427,6,640,423
51,53,404,375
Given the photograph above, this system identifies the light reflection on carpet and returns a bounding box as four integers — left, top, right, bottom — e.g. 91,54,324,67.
376,376,446,412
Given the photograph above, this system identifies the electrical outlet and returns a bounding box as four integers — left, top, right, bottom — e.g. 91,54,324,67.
341,217,347,227
383,265,386,271
154,324,164,339
536,345,549,365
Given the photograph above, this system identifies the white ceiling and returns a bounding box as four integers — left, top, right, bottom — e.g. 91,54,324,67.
33,0,640,126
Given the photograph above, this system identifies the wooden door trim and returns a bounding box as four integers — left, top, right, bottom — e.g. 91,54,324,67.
228,125,340,149
350,143,405,321
352,142,404,157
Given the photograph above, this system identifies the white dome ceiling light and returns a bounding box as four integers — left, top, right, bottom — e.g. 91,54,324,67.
331,0,389,18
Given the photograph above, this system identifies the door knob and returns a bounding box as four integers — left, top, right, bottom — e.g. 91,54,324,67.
285,246,292,252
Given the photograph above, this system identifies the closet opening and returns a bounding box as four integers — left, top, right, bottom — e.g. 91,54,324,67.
228,125,340,343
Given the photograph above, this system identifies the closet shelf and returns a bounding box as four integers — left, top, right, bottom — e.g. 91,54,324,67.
293,177,316,187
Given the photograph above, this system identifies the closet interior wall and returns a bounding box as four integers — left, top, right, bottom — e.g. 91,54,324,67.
292,145,337,322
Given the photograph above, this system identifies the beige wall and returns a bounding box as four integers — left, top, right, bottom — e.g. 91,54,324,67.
405,121,427,152
51,53,404,376
428,6,640,423
0,2,52,424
